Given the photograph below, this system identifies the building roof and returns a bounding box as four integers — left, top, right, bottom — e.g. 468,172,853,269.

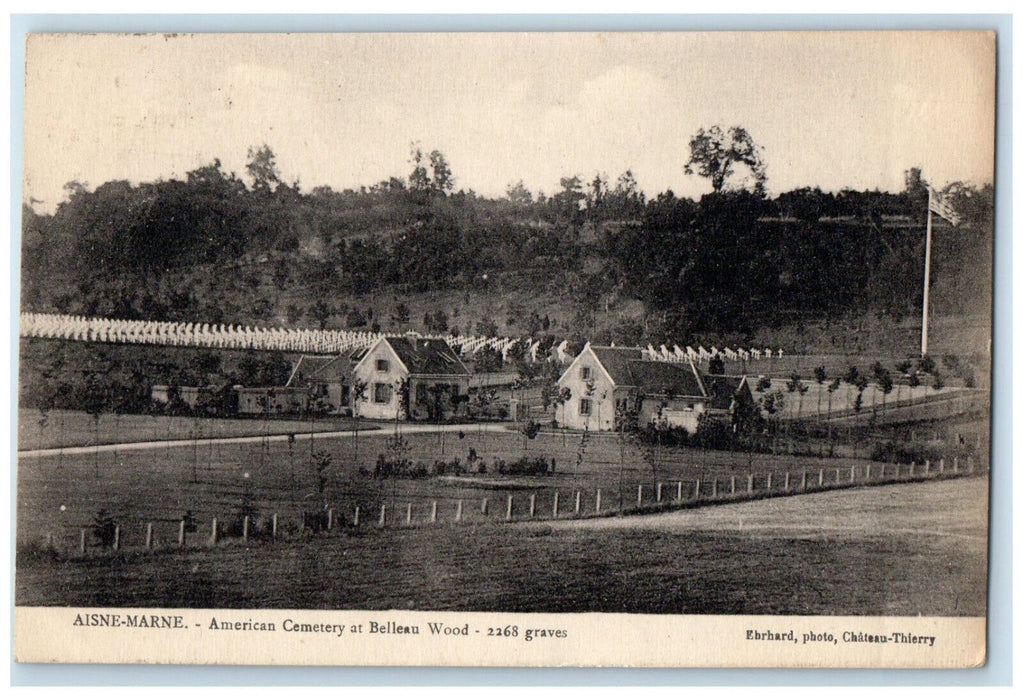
588,345,645,385
287,354,350,387
286,352,364,387
587,346,706,397
563,344,754,408
384,336,470,376
624,360,706,398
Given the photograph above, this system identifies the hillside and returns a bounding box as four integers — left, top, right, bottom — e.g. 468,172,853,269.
19,161,992,363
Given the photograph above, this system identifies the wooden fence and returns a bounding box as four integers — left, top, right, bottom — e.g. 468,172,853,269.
38,454,986,559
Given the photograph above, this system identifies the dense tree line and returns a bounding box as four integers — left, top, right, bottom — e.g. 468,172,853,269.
21,145,992,348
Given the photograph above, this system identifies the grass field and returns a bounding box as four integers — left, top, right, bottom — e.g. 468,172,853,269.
748,382,975,421
17,424,894,552
15,476,987,615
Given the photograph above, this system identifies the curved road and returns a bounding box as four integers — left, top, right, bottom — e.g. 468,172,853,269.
17,422,514,459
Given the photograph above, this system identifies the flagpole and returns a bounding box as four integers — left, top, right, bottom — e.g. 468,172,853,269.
921,188,933,357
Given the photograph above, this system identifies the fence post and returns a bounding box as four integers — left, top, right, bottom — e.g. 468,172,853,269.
272,513,278,539
431,501,438,523
694,479,701,499
354,506,360,527
818,469,824,487
327,509,334,531
953,456,959,473
406,503,413,525
595,489,602,513
967,456,974,473
637,484,643,507
940,458,946,473
925,459,931,474
481,498,489,515
211,518,218,545
849,466,855,483
506,495,513,521
747,474,754,494
455,500,462,523
379,504,387,526
834,468,841,484
784,472,791,491
677,481,683,501
113,525,120,551
243,515,250,542
80,529,86,554
909,462,915,477
529,494,536,517
553,491,560,517
178,519,186,547
656,482,663,502
766,473,772,491
145,522,153,550
575,491,581,514
800,471,807,491
865,464,870,481
731,476,736,495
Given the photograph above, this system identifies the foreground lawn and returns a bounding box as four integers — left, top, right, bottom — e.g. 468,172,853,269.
16,476,987,616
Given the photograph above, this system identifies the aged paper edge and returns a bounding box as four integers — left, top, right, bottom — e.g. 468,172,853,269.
14,608,986,668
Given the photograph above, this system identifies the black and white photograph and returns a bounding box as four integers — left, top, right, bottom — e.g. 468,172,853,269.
13,30,997,667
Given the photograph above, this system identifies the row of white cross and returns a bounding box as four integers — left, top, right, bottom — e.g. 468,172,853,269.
18,312,563,362
644,344,784,363
20,313,381,354
19,312,782,366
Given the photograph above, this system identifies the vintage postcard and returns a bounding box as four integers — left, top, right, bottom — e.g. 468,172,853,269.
14,30,995,667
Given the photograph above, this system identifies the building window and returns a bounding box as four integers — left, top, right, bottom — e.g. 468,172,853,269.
376,359,389,372
579,398,592,416
580,366,592,380
373,383,392,404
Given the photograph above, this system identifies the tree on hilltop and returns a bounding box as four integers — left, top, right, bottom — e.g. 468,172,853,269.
685,125,767,195
246,144,281,192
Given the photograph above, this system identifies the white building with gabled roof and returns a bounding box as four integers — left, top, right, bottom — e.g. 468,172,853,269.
557,342,753,433
351,335,471,421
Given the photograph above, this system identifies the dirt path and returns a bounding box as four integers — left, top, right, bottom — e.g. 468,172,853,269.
17,422,514,459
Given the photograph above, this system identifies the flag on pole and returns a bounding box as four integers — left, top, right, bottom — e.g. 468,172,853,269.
928,188,961,226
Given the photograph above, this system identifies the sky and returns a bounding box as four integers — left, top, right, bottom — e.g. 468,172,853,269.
22,31,996,212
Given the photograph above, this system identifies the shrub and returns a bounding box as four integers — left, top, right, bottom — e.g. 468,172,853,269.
870,440,973,464
226,502,267,538
302,510,330,534
92,509,118,548
374,453,430,479
499,456,552,476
